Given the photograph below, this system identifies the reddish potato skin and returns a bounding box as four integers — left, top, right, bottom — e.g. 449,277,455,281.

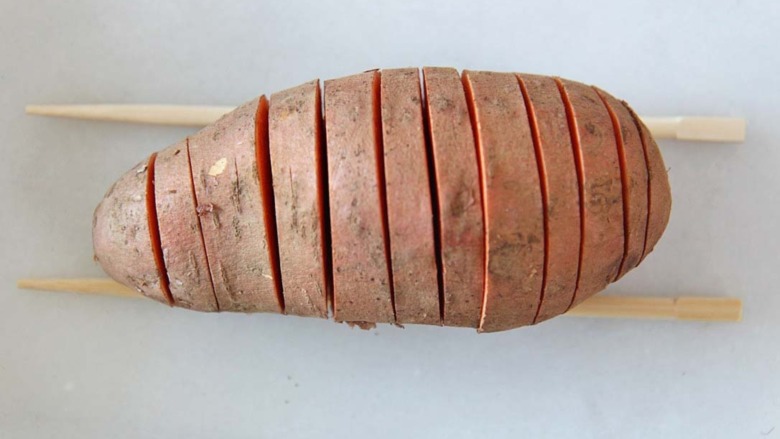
269,81,328,318
325,71,395,324
188,98,281,313
93,68,671,331
380,68,440,325
422,67,484,328
627,104,672,261
557,79,625,309
517,74,581,324
93,157,168,304
463,71,545,332
154,140,219,311
594,88,649,279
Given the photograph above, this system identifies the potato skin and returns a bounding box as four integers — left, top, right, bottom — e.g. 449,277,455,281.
269,80,328,318
422,67,484,328
463,71,545,332
517,74,580,324
188,98,280,313
630,104,672,261
380,68,440,325
325,71,395,324
557,79,625,309
93,157,168,304
93,68,671,331
594,88,649,279
154,140,219,311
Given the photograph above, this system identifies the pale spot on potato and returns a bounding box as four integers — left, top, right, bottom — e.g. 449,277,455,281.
208,158,228,176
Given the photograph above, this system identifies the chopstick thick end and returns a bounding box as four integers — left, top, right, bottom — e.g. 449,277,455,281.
677,117,746,143
675,297,742,322
641,116,746,143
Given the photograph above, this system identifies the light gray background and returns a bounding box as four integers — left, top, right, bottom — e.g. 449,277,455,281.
1,0,777,437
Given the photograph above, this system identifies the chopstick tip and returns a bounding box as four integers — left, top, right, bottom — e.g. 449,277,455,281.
25,105,45,115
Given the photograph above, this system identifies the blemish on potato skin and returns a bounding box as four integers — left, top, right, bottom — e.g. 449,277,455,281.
232,216,241,238
448,182,476,219
188,251,200,280
217,263,233,301
209,157,228,176
588,177,621,213
195,202,220,228
196,203,215,215
230,162,243,214
430,94,452,112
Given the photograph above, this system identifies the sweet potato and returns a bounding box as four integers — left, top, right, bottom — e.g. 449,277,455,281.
594,88,649,278
422,67,484,328
555,79,625,308
462,70,545,332
517,74,580,324
154,140,218,311
269,80,328,318
626,105,672,261
324,71,394,324
93,67,672,332
187,98,281,313
93,157,171,305
380,68,440,325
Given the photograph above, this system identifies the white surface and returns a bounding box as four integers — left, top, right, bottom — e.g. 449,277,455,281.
1,0,777,437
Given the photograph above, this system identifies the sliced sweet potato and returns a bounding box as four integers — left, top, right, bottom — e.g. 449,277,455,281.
422,67,484,328
380,68,440,325
93,67,671,331
324,71,395,324
594,88,649,278
556,79,624,308
463,70,545,332
269,80,328,318
188,98,281,313
93,156,170,304
625,103,672,260
517,74,580,323
154,140,219,311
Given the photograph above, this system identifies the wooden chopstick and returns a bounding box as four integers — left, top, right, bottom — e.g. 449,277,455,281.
25,104,235,127
564,295,741,322
17,278,141,299
640,116,746,143
16,278,742,322
25,104,746,143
